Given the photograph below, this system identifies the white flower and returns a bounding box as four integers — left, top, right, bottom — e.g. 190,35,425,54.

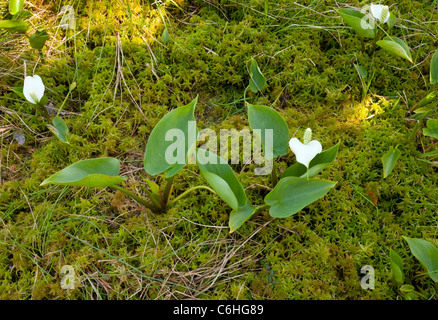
370,3,390,23
289,128,322,168
23,75,45,104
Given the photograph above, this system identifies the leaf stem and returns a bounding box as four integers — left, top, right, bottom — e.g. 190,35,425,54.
161,176,174,209
36,102,51,121
56,83,75,117
369,28,383,56
360,37,366,53
254,204,270,215
141,185,162,210
169,185,216,204
112,185,159,212
271,161,278,187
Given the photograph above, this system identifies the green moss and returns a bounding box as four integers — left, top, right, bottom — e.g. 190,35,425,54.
0,0,437,300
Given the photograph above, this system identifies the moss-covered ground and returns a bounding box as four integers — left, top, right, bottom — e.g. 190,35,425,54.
0,0,437,299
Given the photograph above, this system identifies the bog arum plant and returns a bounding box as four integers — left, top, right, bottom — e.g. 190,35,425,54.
338,3,413,63
13,74,71,143
41,96,340,232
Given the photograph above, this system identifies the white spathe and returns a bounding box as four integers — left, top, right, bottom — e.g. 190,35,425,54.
289,138,322,168
23,75,45,104
370,3,390,23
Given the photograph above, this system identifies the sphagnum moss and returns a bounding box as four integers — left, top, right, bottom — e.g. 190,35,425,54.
0,0,437,299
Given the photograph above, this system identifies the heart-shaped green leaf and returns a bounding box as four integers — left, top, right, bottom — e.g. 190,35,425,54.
29,29,49,50
282,142,340,179
265,177,336,218
40,157,127,188
430,50,438,84
196,148,248,211
390,249,404,285
144,96,198,178
247,103,289,158
0,20,29,33
337,8,376,39
381,146,401,178
403,237,438,282
46,117,69,144
9,0,24,15
376,37,413,63
249,58,266,93
423,119,438,139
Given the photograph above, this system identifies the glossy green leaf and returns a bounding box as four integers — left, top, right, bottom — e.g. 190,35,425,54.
282,142,340,179
0,20,29,32
196,148,248,211
9,0,24,15
265,177,336,218
423,119,438,139
196,148,253,232
247,103,289,158
249,58,266,93
381,146,401,178
46,117,69,144
404,237,438,282
376,37,413,63
29,29,49,50
431,50,438,84
229,201,254,233
337,8,376,38
390,249,404,285
40,157,127,188
144,96,197,178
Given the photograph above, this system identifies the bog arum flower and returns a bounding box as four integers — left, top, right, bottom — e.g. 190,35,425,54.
370,3,390,23
23,75,45,105
289,128,322,168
